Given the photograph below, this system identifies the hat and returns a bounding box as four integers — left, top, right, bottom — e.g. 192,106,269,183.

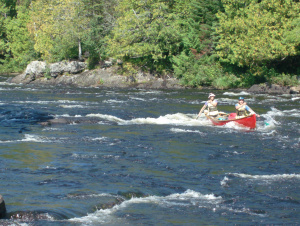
239,97,244,100
208,93,215,98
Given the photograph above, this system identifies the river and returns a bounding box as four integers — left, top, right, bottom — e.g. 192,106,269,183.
0,74,299,225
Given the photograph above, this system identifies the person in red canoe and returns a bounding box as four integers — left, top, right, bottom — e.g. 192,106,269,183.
197,93,219,119
235,97,260,118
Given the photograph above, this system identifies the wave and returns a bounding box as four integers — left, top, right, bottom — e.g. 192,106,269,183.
229,173,300,180
223,91,251,96
68,189,222,224
292,97,300,101
170,128,206,135
86,113,212,127
0,134,51,143
59,105,86,108
263,107,300,118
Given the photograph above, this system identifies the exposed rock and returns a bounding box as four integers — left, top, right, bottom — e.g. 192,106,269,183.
10,62,184,89
24,61,46,76
50,61,87,76
248,83,291,94
0,195,6,219
11,61,87,84
290,86,300,94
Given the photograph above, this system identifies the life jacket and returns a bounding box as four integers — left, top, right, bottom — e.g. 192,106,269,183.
207,101,218,115
236,105,249,117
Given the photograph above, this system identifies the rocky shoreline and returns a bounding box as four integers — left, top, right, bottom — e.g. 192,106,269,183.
7,61,300,94
9,61,184,90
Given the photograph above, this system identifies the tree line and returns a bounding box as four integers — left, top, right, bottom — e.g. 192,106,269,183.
0,0,299,88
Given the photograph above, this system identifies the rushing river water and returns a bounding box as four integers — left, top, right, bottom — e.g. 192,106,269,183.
0,74,299,225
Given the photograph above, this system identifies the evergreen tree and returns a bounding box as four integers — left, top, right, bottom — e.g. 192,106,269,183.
172,0,226,88
4,5,36,71
81,0,117,69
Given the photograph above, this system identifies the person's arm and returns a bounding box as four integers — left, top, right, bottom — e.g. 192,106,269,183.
246,106,260,117
235,102,247,110
196,104,207,119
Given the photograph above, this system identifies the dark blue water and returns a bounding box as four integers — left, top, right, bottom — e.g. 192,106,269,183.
0,74,299,225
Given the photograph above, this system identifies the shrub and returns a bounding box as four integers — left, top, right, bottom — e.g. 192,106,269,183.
269,73,299,86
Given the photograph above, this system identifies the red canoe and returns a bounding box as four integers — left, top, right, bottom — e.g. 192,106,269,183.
206,113,257,129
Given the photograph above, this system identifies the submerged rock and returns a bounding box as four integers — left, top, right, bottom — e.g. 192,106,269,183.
0,195,6,219
7,211,52,221
39,117,102,126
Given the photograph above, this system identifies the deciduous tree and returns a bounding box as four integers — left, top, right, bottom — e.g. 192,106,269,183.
216,0,300,69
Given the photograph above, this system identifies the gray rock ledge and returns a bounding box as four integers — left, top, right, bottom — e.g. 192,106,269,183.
248,83,300,94
10,61,184,89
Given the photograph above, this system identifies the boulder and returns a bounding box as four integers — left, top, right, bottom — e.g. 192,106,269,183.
50,61,87,76
0,195,6,219
248,83,291,94
24,61,46,76
13,61,87,81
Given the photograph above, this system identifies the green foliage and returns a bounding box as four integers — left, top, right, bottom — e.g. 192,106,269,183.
214,73,241,89
0,0,298,88
262,67,300,86
171,0,225,87
82,0,117,69
122,62,138,76
29,0,91,62
4,6,36,70
108,0,181,73
173,51,241,89
216,0,300,68
0,2,36,73
269,74,299,86
44,64,52,79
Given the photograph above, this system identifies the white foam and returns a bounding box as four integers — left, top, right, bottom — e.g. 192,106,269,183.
0,81,15,85
216,98,236,105
87,113,212,127
22,134,49,142
230,173,300,180
264,107,284,117
129,97,146,101
59,105,86,108
103,100,126,104
0,134,49,143
91,137,108,141
170,128,205,135
283,109,300,117
221,121,251,131
69,189,222,224
56,114,83,118
220,176,229,187
223,91,251,96
292,97,300,101
263,107,300,118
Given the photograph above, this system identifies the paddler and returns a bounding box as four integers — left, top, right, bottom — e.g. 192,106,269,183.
197,93,218,119
235,97,260,118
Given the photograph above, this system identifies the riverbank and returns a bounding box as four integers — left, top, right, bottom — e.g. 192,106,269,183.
9,62,184,90
6,61,300,94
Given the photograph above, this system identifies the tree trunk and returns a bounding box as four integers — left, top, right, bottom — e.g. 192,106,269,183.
78,39,82,60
